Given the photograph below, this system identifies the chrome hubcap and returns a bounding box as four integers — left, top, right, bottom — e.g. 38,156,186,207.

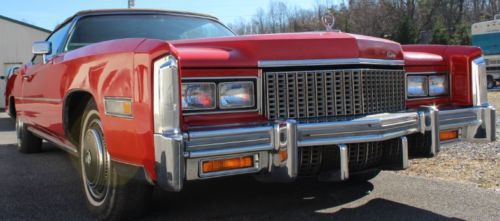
84,150,92,166
81,120,110,204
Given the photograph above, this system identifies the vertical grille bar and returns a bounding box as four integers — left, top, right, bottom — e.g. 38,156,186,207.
276,73,287,120
306,72,316,117
287,73,297,118
325,71,335,116
296,72,307,118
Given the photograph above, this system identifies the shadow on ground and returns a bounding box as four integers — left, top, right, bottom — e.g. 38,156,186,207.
147,176,461,221
0,112,463,220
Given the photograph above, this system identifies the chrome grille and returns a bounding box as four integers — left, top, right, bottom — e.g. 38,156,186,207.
348,139,402,171
297,138,403,176
265,69,405,121
298,146,323,176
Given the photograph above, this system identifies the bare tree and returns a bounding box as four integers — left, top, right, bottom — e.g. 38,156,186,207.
227,0,500,44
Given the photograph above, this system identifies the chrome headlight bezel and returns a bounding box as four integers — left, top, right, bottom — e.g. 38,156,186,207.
218,81,255,109
181,82,217,110
407,75,428,98
428,75,449,97
406,73,449,99
181,78,258,114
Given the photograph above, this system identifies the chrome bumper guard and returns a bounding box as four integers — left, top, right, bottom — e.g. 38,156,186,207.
154,105,495,191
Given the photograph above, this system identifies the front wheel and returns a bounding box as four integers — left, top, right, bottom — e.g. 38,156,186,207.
80,102,152,221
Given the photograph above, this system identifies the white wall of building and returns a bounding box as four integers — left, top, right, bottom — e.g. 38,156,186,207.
0,17,50,108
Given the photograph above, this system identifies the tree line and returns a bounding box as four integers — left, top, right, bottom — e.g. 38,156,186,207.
227,0,500,45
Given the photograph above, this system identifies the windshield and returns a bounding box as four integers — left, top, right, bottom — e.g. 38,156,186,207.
66,14,235,51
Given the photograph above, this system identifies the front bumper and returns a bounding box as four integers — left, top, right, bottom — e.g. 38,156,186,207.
153,105,496,191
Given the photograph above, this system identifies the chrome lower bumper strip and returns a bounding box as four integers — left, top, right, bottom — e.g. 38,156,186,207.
338,144,349,180
401,136,409,169
153,105,496,191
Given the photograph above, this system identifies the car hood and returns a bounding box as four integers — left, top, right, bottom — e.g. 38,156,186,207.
170,32,404,68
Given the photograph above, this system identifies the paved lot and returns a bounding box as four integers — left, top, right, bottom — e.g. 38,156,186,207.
1,112,499,221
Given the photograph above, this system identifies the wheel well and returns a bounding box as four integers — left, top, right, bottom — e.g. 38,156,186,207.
63,91,95,147
8,96,16,119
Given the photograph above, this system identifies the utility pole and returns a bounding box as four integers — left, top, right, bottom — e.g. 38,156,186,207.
128,0,135,9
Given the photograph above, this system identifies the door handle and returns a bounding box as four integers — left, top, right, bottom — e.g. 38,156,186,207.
23,75,33,81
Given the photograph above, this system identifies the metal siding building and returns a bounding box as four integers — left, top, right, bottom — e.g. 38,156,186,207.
0,15,50,108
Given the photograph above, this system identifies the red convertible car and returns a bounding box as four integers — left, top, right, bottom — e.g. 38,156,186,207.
5,9,496,220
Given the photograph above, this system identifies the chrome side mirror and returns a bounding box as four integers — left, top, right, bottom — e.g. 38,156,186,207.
32,41,51,55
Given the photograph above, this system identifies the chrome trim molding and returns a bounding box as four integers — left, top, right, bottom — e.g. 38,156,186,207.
400,136,409,169
258,58,405,68
182,109,260,116
182,76,258,80
420,106,440,156
153,55,185,192
187,144,272,158
154,134,184,191
471,56,488,106
257,70,263,115
17,97,62,103
405,72,439,75
27,127,78,156
338,144,349,181
286,119,298,179
153,55,181,135
297,113,419,146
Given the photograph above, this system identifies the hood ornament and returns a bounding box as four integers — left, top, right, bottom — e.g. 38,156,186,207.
322,14,336,32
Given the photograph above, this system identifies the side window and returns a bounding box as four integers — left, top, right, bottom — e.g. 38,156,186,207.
32,55,43,65
46,23,71,59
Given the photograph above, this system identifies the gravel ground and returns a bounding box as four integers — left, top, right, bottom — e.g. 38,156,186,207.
397,92,500,191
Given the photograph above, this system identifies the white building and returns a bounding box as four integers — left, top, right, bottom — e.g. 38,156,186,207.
0,15,50,109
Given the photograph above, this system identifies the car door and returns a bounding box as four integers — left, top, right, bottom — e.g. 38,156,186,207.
20,22,72,137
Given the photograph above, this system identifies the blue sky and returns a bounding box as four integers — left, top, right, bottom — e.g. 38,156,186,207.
0,0,341,31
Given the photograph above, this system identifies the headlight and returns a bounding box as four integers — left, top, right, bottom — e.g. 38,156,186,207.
407,76,428,97
219,81,255,109
182,83,216,110
428,75,449,96
407,73,449,98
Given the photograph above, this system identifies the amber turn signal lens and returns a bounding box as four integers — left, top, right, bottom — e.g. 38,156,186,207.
122,102,132,115
440,130,458,141
279,149,288,162
202,156,254,173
